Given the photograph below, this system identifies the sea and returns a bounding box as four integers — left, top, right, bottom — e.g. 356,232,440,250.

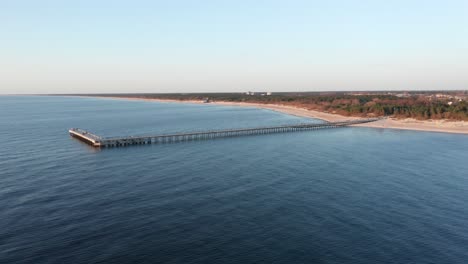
1,96,467,264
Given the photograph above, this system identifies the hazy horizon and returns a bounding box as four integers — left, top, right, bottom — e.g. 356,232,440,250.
3,88,468,96
2,0,468,94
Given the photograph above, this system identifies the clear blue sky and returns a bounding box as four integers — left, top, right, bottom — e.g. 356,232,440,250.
1,0,467,94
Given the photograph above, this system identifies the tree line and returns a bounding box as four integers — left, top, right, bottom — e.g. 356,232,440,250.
94,93,468,121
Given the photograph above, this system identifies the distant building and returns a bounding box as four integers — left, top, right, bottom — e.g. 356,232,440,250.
435,94,451,99
395,92,410,98
245,91,271,96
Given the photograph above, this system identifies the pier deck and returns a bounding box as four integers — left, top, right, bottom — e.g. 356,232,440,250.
69,128,103,147
69,118,380,148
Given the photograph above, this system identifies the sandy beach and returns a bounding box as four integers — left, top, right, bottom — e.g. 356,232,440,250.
96,96,468,135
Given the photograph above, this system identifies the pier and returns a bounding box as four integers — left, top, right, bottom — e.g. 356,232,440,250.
69,128,103,147
69,118,380,148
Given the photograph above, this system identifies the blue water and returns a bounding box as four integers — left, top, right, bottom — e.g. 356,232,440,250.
1,96,468,264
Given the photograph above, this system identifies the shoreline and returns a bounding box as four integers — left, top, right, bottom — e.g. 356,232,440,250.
89,96,468,135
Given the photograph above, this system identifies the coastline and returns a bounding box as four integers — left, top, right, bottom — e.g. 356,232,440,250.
90,96,468,135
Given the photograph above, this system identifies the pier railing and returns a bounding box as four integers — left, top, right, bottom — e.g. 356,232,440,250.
69,118,381,148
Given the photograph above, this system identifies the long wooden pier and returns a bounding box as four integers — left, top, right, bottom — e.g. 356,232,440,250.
69,118,380,148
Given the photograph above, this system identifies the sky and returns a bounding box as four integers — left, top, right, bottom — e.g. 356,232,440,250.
1,0,467,94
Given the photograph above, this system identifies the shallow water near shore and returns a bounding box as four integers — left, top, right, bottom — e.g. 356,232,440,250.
1,96,468,264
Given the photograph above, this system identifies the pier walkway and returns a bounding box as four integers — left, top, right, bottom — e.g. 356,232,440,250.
69,118,380,148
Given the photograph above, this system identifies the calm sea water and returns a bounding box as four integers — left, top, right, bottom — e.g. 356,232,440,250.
1,96,468,264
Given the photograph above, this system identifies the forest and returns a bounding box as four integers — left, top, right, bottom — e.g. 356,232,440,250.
90,91,468,121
